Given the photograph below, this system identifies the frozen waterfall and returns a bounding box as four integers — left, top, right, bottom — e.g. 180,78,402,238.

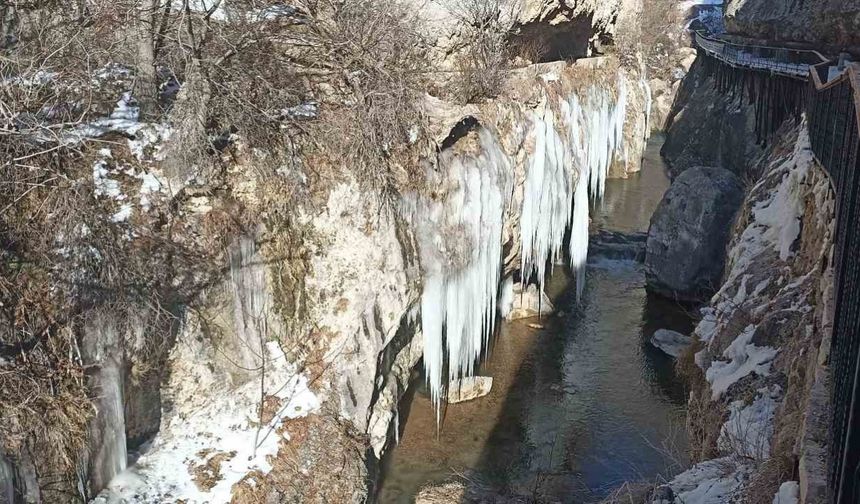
413,73,630,410
522,75,628,299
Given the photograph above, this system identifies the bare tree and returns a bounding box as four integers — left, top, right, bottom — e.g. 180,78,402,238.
136,0,160,117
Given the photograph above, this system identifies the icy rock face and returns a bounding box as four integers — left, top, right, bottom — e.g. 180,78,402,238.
664,123,836,501
93,339,320,503
412,69,632,411
645,166,744,302
91,58,651,502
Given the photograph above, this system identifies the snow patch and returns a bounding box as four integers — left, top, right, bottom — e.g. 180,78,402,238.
751,131,813,260
656,456,751,504
772,481,799,504
94,342,320,503
718,385,781,459
705,324,778,399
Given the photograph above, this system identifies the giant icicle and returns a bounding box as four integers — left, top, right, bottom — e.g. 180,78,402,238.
410,128,512,412
522,73,628,299
414,71,630,411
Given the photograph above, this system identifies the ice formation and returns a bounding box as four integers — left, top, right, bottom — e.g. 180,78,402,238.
521,74,627,299
414,72,630,409
410,128,512,411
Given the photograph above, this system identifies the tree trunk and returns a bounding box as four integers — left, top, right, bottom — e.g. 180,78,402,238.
136,0,159,118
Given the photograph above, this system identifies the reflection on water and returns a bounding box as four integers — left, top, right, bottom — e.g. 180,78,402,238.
378,135,692,503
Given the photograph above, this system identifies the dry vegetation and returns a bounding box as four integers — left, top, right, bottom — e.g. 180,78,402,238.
613,0,683,78
0,0,439,499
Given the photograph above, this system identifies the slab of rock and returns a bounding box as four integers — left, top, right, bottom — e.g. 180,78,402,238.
505,283,554,320
650,329,693,358
446,376,493,404
645,166,744,302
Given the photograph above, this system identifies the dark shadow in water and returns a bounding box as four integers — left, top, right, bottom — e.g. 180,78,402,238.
459,260,694,503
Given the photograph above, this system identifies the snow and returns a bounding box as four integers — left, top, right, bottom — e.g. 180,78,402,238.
718,385,781,459
137,172,164,211
93,159,124,200
750,131,813,261
656,456,751,504
282,102,319,119
705,324,778,399
695,307,719,344
772,481,799,504
94,342,320,504
111,204,133,223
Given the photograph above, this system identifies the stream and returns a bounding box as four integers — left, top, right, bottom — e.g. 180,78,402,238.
378,135,694,503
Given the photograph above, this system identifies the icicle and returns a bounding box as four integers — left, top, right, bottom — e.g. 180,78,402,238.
413,71,631,414
521,72,629,301
411,128,511,412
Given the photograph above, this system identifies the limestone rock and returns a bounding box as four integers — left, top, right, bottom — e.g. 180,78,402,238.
645,167,744,302
650,329,693,358
446,376,494,404
505,283,554,320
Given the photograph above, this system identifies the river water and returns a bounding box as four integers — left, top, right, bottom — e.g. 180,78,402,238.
379,136,693,503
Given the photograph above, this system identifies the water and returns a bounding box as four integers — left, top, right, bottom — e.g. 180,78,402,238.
378,135,694,503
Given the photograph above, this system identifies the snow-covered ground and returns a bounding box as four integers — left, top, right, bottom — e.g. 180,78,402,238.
654,124,828,503
93,342,320,503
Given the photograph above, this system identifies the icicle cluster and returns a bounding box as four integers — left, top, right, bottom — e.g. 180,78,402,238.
412,71,632,411
521,74,628,299
409,128,512,413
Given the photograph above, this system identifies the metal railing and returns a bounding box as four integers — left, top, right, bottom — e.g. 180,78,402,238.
694,31,827,79
808,58,860,504
694,31,860,504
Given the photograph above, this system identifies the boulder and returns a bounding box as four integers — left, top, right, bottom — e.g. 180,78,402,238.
446,377,493,404
645,167,744,302
501,280,554,320
650,329,693,358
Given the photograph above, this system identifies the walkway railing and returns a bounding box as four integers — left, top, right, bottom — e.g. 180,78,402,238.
808,58,860,504
694,31,827,79
694,31,860,504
